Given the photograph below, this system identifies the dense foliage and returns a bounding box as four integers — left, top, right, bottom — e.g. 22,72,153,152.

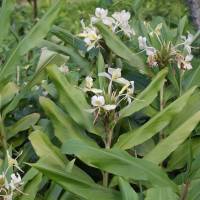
0,0,200,199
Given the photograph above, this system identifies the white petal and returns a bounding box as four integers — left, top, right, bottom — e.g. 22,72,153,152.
185,63,193,70
185,54,193,62
114,78,129,84
81,19,85,29
181,35,186,41
91,16,99,23
156,23,162,30
90,88,103,93
92,96,105,106
87,41,96,51
86,76,93,88
102,17,114,26
185,45,191,55
102,104,116,110
95,8,101,17
84,108,98,113
127,97,132,107
98,72,111,80
149,32,154,37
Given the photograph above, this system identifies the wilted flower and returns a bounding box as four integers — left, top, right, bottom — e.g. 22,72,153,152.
7,151,23,172
175,54,193,70
59,65,69,74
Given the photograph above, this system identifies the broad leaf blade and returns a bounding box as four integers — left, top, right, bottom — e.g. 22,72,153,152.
61,139,180,193
114,86,195,150
46,64,102,136
40,97,98,146
30,163,121,200
143,111,200,165
118,176,139,200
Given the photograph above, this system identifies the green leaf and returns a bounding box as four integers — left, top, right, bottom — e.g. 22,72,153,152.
182,60,200,94
143,111,200,165
28,49,69,89
6,113,40,135
133,0,145,14
114,86,195,150
37,40,91,76
166,137,200,172
2,50,69,118
0,0,14,44
95,21,155,77
0,82,20,108
44,159,75,200
20,173,43,200
118,176,139,200
0,0,67,80
61,139,180,193
29,130,94,182
40,97,97,146
97,51,108,92
187,181,200,200
29,163,121,200
145,187,177,200
118,68,168,121
46,64,102,137
50,25,98,55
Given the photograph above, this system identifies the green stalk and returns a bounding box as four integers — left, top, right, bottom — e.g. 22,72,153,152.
103,127,113,187
0,117,8,154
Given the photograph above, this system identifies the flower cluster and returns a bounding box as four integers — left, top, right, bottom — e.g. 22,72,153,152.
137,22,194,71
0,151,28,199
83,68,145,124
77,8,136,51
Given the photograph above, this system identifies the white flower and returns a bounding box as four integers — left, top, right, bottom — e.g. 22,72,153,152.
86,31,102,51
85,96,116,113
181,31,193,54
138,36,147,50
10,173,23,191
149,23,162,37
112,10,130,24
7,151,23,173
184,55,193,70
83,76,102,94
91,8,114,26
59,65,69,74
99,68,129,84
99,68,129,94
116,81,145,107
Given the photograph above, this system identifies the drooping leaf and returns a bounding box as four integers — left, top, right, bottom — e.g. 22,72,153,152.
61,139,180,193
46,64,103,137
6,113,40,135
0,0,67,80
114,86,195,150
29,163,121,200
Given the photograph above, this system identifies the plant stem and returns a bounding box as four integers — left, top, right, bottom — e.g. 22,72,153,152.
0,117,8,154
103,127,113,187
159,84,164,141
179,70,182,96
